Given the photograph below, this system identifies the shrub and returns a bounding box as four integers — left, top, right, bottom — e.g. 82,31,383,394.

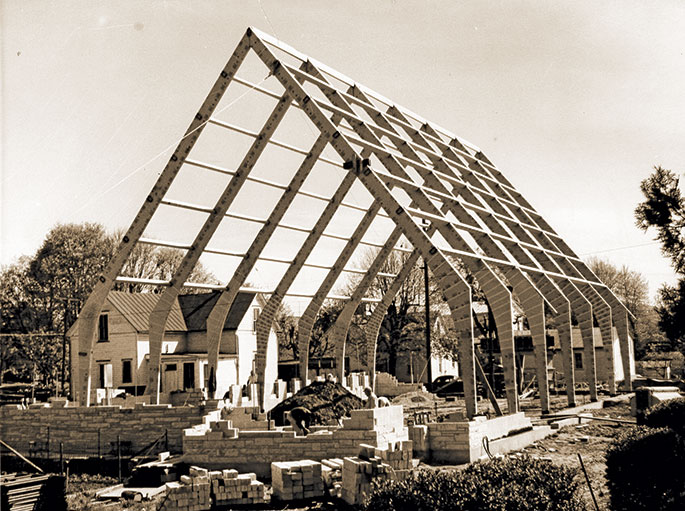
362,456,585,511
605,426,685,511
642,397,685,433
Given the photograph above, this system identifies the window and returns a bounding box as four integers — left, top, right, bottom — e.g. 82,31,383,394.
98,362,112,388
122,360,132,384
253,307,260,333
574,352,583,370
183,362,195,390
98,314,109,342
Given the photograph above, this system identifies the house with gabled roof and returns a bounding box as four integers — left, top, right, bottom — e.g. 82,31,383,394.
68,290,278,405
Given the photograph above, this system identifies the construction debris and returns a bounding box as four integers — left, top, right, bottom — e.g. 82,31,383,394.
270,381,363,426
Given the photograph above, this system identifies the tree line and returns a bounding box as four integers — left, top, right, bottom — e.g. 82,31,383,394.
0,223,217,388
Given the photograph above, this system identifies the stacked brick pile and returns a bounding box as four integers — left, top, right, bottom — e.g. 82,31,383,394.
271,460,324,500
158,466,266,511
341,441,414,506
210,469,266,505
320,458,344,496
159,467,210,511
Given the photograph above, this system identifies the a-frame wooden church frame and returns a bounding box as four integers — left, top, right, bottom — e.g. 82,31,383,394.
73,28,633,418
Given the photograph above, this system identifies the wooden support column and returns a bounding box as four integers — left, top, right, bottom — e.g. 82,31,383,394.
205,106,342,400
473,264,517,413
502,268,552,414
593,286,633,391
252,170,358,403
555,279,598,401
251,31,492,417
146,87,293,403
74,35,250,405
427,254,477,418
364,248,422,390
529,273,576,407
329,226,404,381
297,198,381,382
577,283,616,394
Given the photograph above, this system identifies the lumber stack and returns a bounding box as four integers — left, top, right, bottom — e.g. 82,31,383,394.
271,460,324,501
0,473,66,511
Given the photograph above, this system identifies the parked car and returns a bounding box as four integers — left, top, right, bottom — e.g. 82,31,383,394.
427,375,464,397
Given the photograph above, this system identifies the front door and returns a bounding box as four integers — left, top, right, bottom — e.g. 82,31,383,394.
163,364,177,392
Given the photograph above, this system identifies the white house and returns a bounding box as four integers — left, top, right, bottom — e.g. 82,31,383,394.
68,290,279,404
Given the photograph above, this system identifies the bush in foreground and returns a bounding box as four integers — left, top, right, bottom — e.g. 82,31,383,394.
605,425,685,511
642,397,685,434
362,456,585,511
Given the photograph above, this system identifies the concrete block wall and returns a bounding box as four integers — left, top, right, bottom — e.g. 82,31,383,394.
410,412,534,464
0,403,214,455
182,406,408,478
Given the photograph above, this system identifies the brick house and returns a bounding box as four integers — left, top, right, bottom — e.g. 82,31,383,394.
68,291,279,404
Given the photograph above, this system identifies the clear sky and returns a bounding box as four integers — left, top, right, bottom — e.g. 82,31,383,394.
2,0,684,302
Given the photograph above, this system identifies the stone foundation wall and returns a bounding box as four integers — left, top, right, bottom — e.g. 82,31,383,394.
0,403,212,456
182,406,408,478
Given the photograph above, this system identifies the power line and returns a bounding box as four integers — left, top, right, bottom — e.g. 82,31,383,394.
580,241,660,256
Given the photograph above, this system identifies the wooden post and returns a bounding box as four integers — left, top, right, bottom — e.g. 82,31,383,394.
117,435,122,482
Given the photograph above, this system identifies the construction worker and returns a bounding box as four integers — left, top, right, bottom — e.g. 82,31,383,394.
285,406,312,436
363,386,378,409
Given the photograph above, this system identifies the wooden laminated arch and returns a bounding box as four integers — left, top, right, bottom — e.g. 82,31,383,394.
73,28,633,418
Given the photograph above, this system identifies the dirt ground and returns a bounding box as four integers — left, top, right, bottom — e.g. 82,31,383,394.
57,394,633,510
515,402,633,511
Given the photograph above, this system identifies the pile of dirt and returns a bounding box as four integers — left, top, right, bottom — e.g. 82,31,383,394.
269,381,364,426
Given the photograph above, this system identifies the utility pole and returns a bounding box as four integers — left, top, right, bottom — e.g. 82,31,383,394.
423,257,432,385
61,300,69,396
422,219,432,385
